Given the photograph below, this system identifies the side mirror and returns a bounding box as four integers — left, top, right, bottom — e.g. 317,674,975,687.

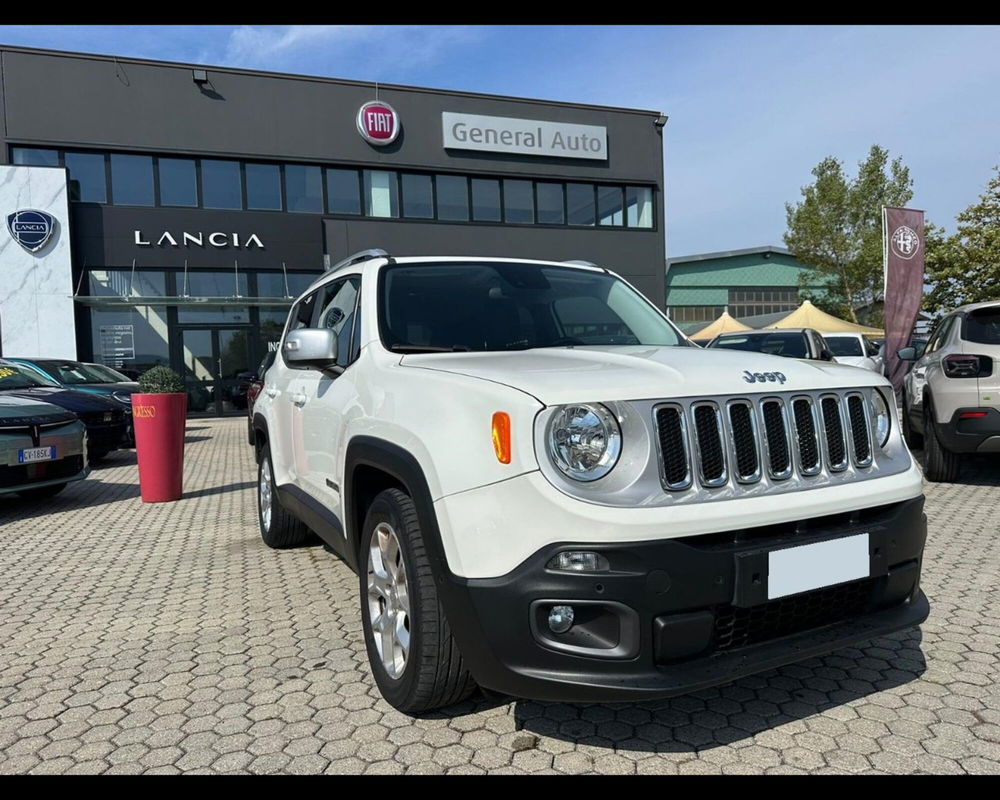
897,346,916,361
284,329,340,372
820,349,836,361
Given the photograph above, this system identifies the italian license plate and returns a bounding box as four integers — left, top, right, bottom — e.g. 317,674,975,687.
18,446,56,464
768,533,870,600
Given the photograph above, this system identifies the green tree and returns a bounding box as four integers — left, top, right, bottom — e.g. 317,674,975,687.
784,145,913,323
925,165,1000,313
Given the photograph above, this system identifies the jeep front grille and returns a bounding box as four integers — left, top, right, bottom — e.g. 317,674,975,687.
653,389,879,494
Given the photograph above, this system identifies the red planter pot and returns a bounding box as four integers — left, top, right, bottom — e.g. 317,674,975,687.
132,392,188,503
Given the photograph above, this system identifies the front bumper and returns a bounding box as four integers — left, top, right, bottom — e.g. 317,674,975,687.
438,496,928,703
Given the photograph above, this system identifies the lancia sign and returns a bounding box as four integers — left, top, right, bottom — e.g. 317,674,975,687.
7,209,56,253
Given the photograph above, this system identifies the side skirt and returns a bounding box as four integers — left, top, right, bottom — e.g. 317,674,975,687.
276,483,356,571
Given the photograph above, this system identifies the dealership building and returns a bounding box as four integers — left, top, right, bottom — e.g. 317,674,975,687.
0,45,666,415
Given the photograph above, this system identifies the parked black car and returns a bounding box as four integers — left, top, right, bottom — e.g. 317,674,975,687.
7,358,137,444
0,360,128,462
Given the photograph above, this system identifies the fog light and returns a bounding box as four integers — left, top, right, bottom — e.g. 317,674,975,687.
548,605,575,634
546,551,609,573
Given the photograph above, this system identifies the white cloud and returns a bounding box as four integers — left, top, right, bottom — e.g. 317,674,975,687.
214,25,483,79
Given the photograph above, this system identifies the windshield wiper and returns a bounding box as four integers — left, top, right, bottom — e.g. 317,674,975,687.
389,344,471,354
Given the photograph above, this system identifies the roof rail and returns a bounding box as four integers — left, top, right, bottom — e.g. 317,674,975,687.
325,248,391,273
562,259,598,267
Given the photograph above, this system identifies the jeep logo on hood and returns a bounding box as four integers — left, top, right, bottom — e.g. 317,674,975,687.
743,370,786,384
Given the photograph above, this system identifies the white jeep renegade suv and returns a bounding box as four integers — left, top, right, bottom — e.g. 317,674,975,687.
252,250,929,714
899,300,1000,482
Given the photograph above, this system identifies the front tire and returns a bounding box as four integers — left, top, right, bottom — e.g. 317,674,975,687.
901,396,923,449
256,443,311,548
359,488,476,714
923,400,960,482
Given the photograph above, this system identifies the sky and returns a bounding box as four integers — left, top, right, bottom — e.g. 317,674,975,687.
1,24,998,258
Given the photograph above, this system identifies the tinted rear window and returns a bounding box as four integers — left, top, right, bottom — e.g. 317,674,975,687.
964,309,1000,344
710,333,808,358
825,337,863,357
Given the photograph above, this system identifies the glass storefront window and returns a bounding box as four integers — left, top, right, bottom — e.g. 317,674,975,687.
435,175,468,221
256,272,318,299
111,154,154,206
202,159,242,209
626,186,653,228
246,163,282,210
12,148,60,167
401,174,433,219
178,271,248,299
285,164,323,213
64,152,107,203
503,179,534,224
89,270,166,298
176,306,251,324
158,157,198,207
566,183,595,226
536,182,564,225
364,170,399,218
89,306,170,374
598,185,624,226
471,178,501,222
326,168,361,214
258,308,292,359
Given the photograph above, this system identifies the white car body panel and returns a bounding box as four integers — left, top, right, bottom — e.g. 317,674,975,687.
256,255,921,579
822,333,883,374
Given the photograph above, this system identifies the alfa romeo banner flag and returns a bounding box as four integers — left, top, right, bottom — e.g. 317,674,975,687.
883,206,925,393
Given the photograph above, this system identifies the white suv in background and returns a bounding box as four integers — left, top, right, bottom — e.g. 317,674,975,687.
252,250,928,714
823,333,884,374
899,300,1000,481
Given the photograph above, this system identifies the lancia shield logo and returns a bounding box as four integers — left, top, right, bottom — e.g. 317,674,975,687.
7,209,56,253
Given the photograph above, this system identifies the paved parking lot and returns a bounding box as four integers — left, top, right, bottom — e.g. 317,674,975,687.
0,417,998,774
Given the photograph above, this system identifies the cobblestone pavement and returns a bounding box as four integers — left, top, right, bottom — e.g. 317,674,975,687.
0,418,998,775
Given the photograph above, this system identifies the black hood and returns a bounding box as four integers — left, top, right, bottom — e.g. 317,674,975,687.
1,386,122,414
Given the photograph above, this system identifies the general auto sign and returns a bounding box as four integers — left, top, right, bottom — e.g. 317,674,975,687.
357,101,400,146
442,112,608,160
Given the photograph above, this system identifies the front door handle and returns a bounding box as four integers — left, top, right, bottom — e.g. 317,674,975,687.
265,387,279,398
914,368,926,379
291,392,307,407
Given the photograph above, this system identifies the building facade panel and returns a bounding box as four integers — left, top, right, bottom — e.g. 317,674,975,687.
0,45,666,415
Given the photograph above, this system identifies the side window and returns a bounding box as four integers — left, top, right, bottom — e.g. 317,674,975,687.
926,317,953,355
314,276,362,366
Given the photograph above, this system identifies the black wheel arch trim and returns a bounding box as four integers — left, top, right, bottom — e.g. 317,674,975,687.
343,435,505,685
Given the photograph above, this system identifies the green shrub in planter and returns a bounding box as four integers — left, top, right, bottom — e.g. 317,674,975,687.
138,366,185,395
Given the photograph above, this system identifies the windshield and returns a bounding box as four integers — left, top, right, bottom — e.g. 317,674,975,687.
37,361,118,384
378,262,684,353
709,332,809,359
0,363,61,390
84,363,132,382
964,308,1000,345
825,336,864,357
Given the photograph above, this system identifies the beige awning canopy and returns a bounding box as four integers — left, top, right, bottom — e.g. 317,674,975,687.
689,311,752,343
768,300,884,336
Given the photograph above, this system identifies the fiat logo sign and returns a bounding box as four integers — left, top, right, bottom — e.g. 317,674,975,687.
357,101,400,146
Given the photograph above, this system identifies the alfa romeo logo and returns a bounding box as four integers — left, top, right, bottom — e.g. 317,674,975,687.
890,225,920,260
7,209,56,253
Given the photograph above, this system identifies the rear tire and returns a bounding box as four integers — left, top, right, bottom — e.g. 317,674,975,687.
923,400,961,482
256,443,312,548
89,449,110,464
359,488,476,714
18,482,67,500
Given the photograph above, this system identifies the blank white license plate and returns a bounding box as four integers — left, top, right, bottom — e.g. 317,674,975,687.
768,534,870,600
18,446,56,464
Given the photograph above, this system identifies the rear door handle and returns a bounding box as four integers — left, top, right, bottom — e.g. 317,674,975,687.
291,392,307,407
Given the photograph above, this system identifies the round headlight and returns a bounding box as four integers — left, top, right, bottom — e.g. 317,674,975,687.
547,403,622,482
871,389,891,447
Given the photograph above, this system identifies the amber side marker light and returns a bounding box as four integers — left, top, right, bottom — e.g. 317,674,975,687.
492,412,511,464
